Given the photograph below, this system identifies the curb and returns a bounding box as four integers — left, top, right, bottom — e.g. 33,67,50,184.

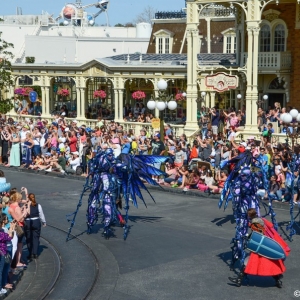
0,166,292,211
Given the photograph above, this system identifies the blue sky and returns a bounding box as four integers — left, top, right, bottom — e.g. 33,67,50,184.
1,0,185,25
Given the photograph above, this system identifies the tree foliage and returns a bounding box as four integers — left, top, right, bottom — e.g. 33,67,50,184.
133,6,156,25
0,32,14,113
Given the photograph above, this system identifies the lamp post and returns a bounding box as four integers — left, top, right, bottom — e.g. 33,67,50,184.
195,91,206,104
147,79,177,141
256,94,268,108
280,109,300,152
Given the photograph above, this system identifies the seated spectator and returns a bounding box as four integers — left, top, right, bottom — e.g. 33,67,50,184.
179,167,200,191
163,163,178,186
65,152,81,174
207,169,228,194
171,165,189,187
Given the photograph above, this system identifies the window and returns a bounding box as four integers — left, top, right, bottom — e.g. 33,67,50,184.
221,28,236,54
153,29,174,54
226,38,231,53
274,24,285,52
259,20,287,52
260,25,271,52
165,38,169,54
158,38,163,54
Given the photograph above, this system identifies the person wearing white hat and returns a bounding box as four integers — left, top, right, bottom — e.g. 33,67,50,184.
230,136,247,153
65,151,80,174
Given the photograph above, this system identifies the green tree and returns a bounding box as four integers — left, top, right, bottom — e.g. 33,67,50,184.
0,32,14,114
114,23,124,27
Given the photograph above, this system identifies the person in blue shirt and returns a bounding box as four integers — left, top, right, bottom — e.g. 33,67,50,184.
257,147,269,174
121,136,131,154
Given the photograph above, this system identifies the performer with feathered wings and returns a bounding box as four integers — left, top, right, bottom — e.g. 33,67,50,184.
219,149,290,288
66,148,168,240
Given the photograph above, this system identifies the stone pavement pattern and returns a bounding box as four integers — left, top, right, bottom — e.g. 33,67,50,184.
3,169,300,300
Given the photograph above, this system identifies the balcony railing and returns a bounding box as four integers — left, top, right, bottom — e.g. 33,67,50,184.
241,51,291,70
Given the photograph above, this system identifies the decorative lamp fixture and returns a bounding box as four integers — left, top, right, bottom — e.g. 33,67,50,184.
147,99,156,110
167,100,177,110
156,101,166,111
157,79,168,90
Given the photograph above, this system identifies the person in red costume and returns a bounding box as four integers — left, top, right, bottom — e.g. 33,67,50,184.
229,208,290,288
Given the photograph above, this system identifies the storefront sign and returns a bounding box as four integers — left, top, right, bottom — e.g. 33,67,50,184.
151,118,160,129
205,73,238,92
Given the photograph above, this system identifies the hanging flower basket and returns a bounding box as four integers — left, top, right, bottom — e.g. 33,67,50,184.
14,87,33,96
175,93,186,101
57,89,70,97
93,90,106,99
132,90,146,101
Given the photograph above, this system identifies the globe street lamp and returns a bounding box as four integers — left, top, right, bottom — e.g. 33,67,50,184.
280,109,300,151
256,94,268,108
195,91,206,103
147,79,177,141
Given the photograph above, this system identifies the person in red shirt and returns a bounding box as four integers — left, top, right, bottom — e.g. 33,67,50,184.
230,138,247,153
67,131,78,153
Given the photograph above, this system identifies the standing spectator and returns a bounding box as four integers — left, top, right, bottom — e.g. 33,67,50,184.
21,132,34,168
173,145,184,168
1,126,10,165
7,126,20,167
67,131,78,153
0,214,13,296
20,125,30,155
32,127,42,157
210,107,220,136
25,193,46,260
150,134,165,181
8,192,27,269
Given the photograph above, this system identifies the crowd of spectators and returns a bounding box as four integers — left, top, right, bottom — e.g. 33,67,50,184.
0,171,46,296
0,100,299,204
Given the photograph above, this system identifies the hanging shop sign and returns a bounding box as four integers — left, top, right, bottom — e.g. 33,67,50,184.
205,72,239,92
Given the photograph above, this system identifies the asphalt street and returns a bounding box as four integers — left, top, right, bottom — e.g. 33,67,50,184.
3,168,300,300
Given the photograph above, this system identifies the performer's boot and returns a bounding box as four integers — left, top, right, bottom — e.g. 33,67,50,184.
228,268,245,287
273,275,283,288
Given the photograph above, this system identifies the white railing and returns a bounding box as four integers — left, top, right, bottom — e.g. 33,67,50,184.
10,114,186,138
241,51,291,69
118,121,185,138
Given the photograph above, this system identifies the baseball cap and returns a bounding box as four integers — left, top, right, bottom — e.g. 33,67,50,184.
240,142,247,147
72,151,79,155
155,133,160,138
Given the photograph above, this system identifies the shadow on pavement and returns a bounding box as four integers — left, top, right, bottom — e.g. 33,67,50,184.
211,215,235,226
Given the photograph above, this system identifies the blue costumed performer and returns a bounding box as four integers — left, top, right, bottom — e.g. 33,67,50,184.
218,149,290,288
66,149,168,240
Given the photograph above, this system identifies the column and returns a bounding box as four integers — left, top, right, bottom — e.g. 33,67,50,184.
251,26,260,129
114,89,119,121
210,92,216,108
234,89,238,110
76,88,81,118
206,18,211,54
185,1,199,131
80,88,86,119
245,27,253,129
119,89,124,121
45,86,50,116
205,93,210,107
41,87,46,116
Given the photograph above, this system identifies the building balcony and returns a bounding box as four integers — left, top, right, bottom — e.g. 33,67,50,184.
241,51,291,71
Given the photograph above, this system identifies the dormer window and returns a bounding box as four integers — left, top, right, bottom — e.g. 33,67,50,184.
221,28,236,54
153,29,174,54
